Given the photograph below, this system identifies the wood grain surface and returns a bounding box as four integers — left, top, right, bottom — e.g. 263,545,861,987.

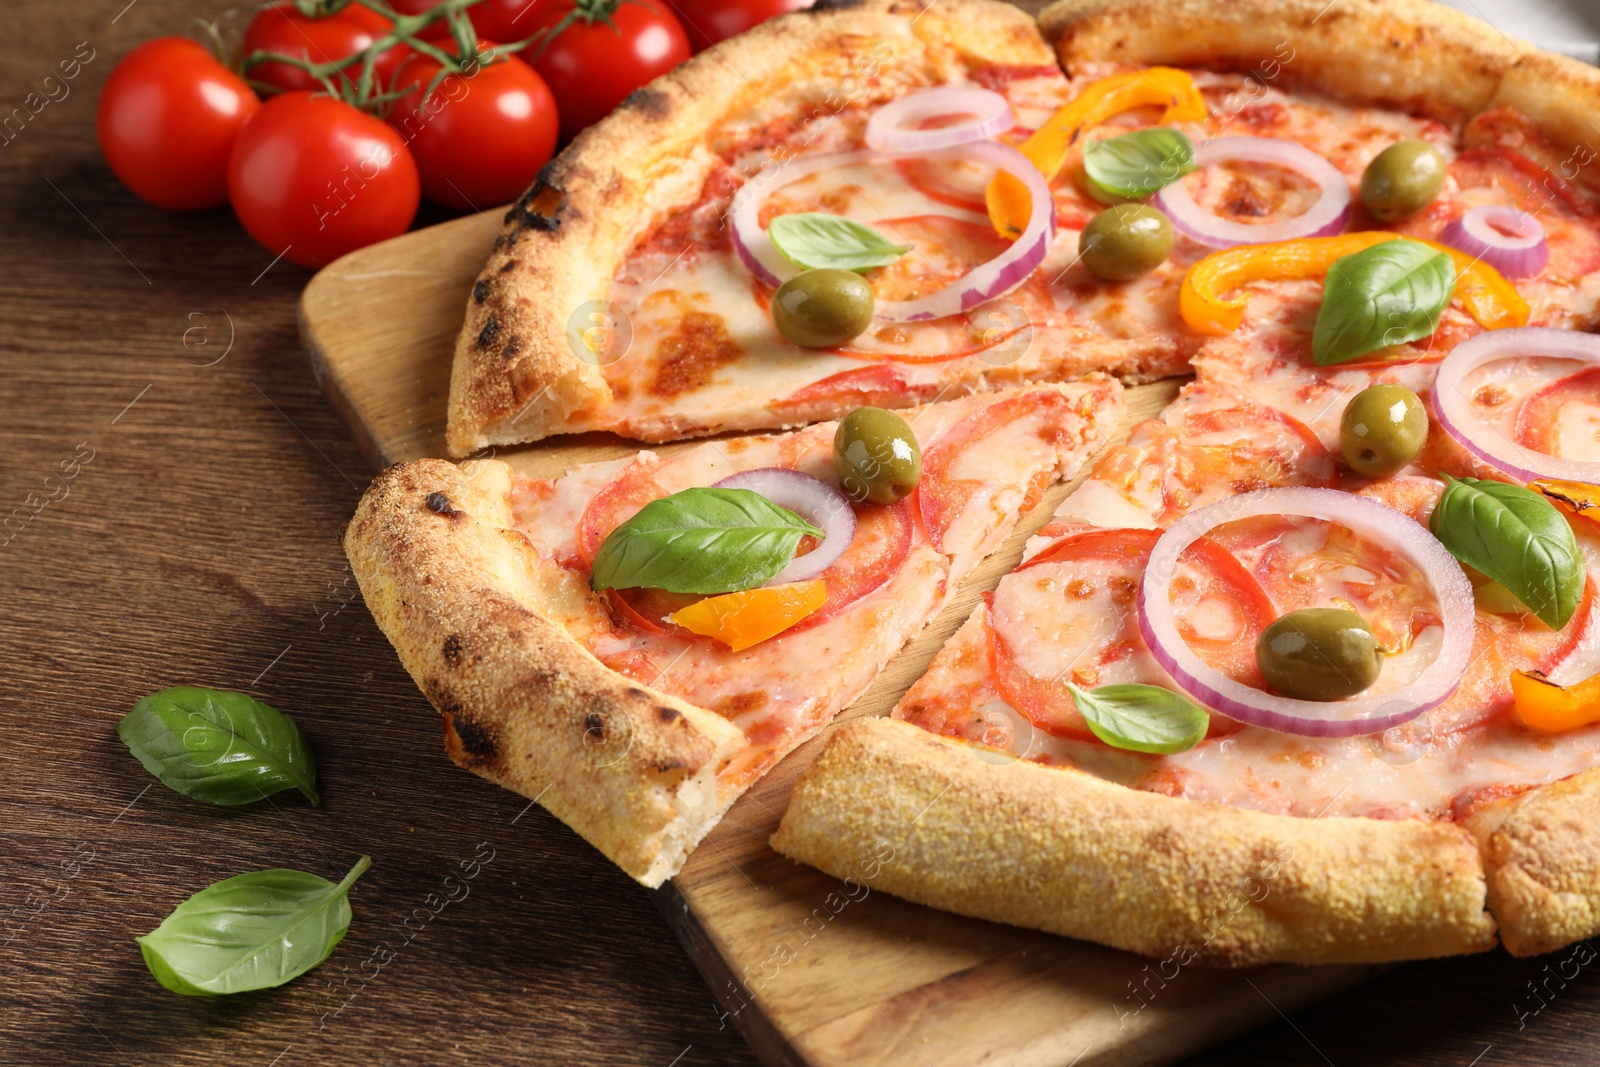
4,1,1600,1066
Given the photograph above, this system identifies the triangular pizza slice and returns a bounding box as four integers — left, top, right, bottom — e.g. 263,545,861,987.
347,382,1121,884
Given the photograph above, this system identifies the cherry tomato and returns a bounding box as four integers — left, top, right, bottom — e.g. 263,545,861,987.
227,91,419,269
524,0,690,141
97,38,262,211
674,0,812,52
389,45,558,209
243,2,408,94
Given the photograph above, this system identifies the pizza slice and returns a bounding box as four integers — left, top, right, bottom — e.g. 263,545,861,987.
772,0,1600,967
346,381,1122,885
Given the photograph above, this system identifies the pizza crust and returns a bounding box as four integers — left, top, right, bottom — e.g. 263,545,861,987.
447,0,1055,456
773,717,1499,965
1040,0,1521,122
1467,770,1600,957
344,457,747,887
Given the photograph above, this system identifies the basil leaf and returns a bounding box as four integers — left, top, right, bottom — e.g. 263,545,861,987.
1312,239,1456,366
590,487,824,594
1067,682,1209,754
118,687,318,806
1429,474,1584,630
768,212,911,272
138,856,369,996
1082,128,1197,201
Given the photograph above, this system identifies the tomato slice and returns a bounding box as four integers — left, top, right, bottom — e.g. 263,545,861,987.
1514,366,1600,461
919,390,1077,553
577,453,912,637
772,365,919,416
986,527,1270,740
789,499,914,631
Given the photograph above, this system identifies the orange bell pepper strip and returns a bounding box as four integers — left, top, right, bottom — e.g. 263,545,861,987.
1511,669,1600,733
985,68,1207,238
1179,233,1531,336
669,581,827,652
1532,478,1600,532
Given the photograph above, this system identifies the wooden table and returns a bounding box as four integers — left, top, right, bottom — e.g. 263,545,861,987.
4,2,1599,1064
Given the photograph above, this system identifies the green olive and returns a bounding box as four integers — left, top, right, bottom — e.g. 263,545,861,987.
833,406,922,504
1080,204,1174,282
1360,140,1448,223
772,268,875,348
1340,384,1428,477
1256,608,1383,701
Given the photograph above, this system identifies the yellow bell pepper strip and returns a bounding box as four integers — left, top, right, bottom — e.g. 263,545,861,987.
986,68,1207,238
1179,232,1531,336
1511,669,1600,733
669,581,827,652
1531,478,1600,532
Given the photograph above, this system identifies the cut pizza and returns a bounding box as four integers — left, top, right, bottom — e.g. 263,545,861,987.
345,382,1121,885
771,0,1600,965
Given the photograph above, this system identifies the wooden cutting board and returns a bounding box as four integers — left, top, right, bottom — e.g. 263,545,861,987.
300,213,1379,1067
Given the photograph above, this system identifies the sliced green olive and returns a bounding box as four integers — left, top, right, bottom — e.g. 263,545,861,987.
833,406,921,505
1360,140,1448,223
1079,204,1174,282
772,268,875,348
1340,384,1428,477
1256,608,1383,701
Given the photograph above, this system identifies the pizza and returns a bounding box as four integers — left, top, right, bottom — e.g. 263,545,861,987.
764,0,1600,965
345,382,1121,885
347,0,1600,968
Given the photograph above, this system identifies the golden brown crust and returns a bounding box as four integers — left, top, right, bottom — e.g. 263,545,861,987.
447,0,1054,456
1040,0,1521,123
773,718,1498,966
344,457,746,887
1466,770,1600,957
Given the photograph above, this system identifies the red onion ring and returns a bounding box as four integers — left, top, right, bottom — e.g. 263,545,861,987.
729,142,1054,323
1433,327,1600,484
864,86,1013,153
712,468,856,583
1152,136,1351,248
1137,487,1474,737
1440,205,1549,280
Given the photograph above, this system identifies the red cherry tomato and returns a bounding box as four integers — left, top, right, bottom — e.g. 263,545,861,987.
389,45,558,209
243,2,407,94
674,0,812,52
525,0,690,141
97,37,262,211
227,91,419,269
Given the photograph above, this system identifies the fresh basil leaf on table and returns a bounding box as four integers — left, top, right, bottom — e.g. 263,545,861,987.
1067,682,1210,754
590,487,824,594
1082,128,1197,201
117,686,319,806
1429,474,1585,631
138,856,370,996
768,212,912,272
1313,239,1455,366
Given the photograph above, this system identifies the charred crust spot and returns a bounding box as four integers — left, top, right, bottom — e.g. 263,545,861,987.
472,279,490,304
424,491,465,519
583,712,608,744
477,316,502,350
657,705,681,723
442,633,464,666
625,687,650,701
810,0,866,11
498,259,518,274
621,86,672,120
502,335,524,360
446,710,499,762
510,182,565,235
